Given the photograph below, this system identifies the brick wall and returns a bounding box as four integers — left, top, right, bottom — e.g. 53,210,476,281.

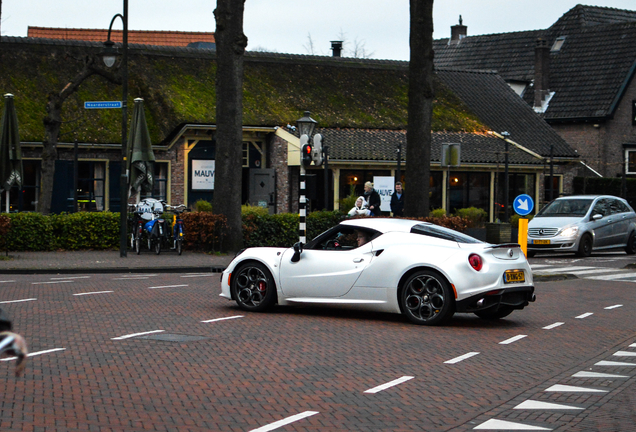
268,134,291,213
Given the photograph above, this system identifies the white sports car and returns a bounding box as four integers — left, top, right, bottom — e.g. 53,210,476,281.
220,218,535,325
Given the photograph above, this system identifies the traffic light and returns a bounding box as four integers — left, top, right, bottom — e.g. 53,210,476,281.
300,134,312,166
312,133,323,166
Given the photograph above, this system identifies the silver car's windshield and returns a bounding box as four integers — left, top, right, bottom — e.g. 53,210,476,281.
536,199,593,217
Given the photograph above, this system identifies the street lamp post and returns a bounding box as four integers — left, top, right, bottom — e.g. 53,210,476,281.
296,111,317,243
100,0,128,258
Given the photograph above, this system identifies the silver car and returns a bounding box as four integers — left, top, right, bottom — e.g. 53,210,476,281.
527,195,636,257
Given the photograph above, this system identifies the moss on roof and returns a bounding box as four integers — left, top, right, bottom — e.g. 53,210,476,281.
0,39,486,145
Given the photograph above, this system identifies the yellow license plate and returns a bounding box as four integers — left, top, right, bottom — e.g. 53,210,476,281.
533,239,550,245
504,270,525,284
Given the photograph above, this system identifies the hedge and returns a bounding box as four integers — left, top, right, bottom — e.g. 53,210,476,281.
572,176,636,208
0,209,479,252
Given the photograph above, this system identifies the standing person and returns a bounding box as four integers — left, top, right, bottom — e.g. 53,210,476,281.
363,181,382,216
390,181,405,216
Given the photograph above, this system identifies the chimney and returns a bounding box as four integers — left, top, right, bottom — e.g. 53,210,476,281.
534,37,551,109
450,15,467,44
331,41,343,57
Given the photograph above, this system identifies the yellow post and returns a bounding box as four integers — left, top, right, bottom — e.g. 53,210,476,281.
518,218,528,257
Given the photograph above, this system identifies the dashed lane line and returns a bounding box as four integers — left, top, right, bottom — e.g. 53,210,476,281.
473,418,551,430
596,360,636,366
148,284,189,289
575,312,593,319
181,273,214,278
499,335,527,345
0,280,16,283
543,322,564,330
32,280,75,285
73,291,114,296
605,304,623,309
572,371,629,378
613,351,636,357
545,384,607,393
0,298,37,304
201,315,243,323
1,347,66,361
50,276,91,280
249,411,319,432
363,376,414,394
444,352,479,364
513,400,583,410
111,330,165,340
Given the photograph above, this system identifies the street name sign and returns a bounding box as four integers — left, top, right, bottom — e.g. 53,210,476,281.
84,101,122,109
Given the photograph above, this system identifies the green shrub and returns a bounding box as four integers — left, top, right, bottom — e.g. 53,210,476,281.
242,203,269,216
0,215,10,252
454,207,488,228
194,199,213,212
181,211,227,252
50,212,119,250
429,208,446,218
339,184,359,213
510,214,534,229
6,212,54,251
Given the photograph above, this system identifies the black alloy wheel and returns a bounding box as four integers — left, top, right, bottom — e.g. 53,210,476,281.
576,234,593,257
231,262,276,312
625,232,636,255
400,270,454,326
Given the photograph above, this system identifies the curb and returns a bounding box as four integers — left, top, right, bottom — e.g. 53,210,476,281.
0,266,227,275
533,273,579,282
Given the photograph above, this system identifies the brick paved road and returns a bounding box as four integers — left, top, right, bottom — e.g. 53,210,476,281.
1,273,635,431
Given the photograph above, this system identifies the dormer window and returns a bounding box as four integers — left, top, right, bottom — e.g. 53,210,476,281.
551,36,566,52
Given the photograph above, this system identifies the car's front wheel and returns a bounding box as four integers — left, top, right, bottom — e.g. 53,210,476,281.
400,270,454,326
231,262,276,312
576,234,593,257
625,232,636,255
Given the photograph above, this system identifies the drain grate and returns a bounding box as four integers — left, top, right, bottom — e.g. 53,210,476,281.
137,333,208,342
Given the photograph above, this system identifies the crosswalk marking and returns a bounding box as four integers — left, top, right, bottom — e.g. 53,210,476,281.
532,266,595,273
587,273,636,281
531,264,636,282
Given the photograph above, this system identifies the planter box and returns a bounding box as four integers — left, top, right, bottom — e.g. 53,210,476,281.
486,223,511,244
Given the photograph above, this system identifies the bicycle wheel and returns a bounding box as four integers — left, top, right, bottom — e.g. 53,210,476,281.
135,224,142,255
154,239,161,255
176,239,182,255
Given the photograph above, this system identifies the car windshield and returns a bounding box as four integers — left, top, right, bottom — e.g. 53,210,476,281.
411,223,483,244
536,199,593,217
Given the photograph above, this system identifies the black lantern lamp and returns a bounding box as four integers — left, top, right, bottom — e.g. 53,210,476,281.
296,111,317,138
99,39,119,68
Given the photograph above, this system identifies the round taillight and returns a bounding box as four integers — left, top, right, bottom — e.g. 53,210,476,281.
468,253,483,271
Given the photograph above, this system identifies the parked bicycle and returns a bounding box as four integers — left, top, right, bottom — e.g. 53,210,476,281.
130,198,170,255
166,204,189,255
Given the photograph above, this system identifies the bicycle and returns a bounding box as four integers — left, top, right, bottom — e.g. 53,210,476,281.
131,198,169,255
128,204,145,255
166,204,189,255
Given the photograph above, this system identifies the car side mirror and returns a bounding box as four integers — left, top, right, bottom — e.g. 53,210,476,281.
291,241,304,262
592,213,603,221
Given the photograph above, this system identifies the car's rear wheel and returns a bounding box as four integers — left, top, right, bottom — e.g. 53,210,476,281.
475,306,514,320
400,270,454,326
576,234,593,257
232,262,276,312
625,232,636,255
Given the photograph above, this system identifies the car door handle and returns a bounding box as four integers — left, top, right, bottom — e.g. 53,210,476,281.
353,258,364,263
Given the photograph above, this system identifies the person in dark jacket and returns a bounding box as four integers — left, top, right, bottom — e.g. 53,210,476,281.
390,181,405,216
363,181,382,216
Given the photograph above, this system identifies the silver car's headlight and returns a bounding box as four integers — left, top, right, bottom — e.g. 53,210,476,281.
559,226,579,237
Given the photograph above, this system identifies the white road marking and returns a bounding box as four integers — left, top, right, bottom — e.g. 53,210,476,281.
0,280,16,283
201,315,244,323
513,400,583,410
545,384,607,393
587,273,636,281
148,284,188,289
50,276,91,280
575,313,593,319
181,273,214,278
499,335,527,345
364,376,414,394
444,352,479,364
534,266,595,273
604,304,623,309
596,360,636,366
565,268,622,276
473,418,552,430
0,298,37,304
1,347,66,361
249,411,319,432
73,291,114,296
111,330,165,340
32,280,74,285
572,371,629,378
630,343,636,348
113,277,149,280
529,264,551,269
543,322,564,330
614,351,636,357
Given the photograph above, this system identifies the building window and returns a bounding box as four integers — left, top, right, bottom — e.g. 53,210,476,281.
627,149,636,174
495,173,537,220
551,36,566,52
448,172,490,215
5,160,40,212
151,162,169,201
77,161,105,211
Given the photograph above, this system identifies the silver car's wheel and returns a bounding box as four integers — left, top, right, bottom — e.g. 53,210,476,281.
625,232,636,255
401,270,454,326
232,262,276,312
576,234,593,257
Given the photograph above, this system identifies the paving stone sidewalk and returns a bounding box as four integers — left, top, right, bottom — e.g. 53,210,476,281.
0,250,233,274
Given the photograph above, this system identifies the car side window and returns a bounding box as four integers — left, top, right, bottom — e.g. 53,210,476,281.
592,199,608,217
612,199,629,214
306,226,377,250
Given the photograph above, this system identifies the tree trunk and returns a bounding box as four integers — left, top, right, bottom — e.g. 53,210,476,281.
405,0,434,218
38,56,120,214
213,0,247,253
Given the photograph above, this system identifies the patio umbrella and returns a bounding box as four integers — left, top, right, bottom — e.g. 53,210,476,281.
0,94,23,213
127,98,155,201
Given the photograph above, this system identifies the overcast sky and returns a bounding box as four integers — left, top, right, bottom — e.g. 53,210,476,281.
1,1,635,61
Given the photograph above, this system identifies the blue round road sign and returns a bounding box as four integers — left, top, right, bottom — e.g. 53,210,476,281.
513,194,534,216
